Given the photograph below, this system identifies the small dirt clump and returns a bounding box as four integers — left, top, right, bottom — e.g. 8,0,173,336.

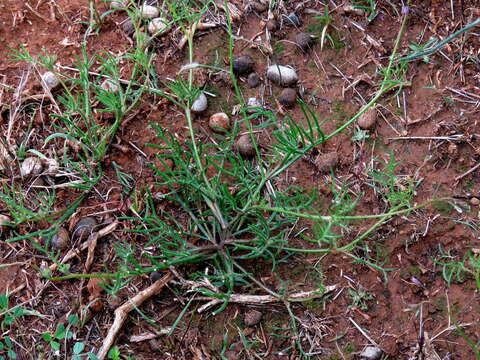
279,88,297,107
209,113,230,133
358,108,377,130
244,309,263,326
232,54,254,75
74,217,98,240
314,152,338,172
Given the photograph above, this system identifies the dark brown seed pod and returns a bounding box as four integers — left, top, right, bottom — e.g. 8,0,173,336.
244,309,263,326
247,72,260,88
51,227,70,250
235,134,256,157
232,54,254,75
74,217,98,240
294,32,313,51
279,88,297,107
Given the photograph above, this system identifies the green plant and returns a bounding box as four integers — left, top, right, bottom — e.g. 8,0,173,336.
352,0,378,22
348,287,374,310
0,336,17,360
433,245,480,290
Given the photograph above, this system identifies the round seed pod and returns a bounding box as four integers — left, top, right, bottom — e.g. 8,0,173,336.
121,18,135,36
148,17,170,36
191,92,208,113
247,72,260,88
110,0,128,9
209,113,230,133
358,108,377,130
51,227,70,250
74,217,98,240
266,65,298,87
140,5,159,19
294,32,313,51
236,134,256,157
20,157,43,176
232,54,254,75
41,72,60,90
279,88,297,107
150,271,163,281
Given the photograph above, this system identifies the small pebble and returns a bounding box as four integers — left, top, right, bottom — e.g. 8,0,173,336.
284,12,301,26
140,5,159,19
20,157,43,176
244,309,263,326
360,346,383,360
294,32,313,51
266,65,298,86
314,152,338,172
279,88,297,107
148,17,170,36
358,108,377,130
41,72,60,91
51,227,70,250
191,92,208,113
209,113,230,133
232,54,254,75
247,72,260,88
74,217,98,240
236,135,256,157
470,197,480,206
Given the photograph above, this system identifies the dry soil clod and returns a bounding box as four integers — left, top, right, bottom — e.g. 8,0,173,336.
358,107,377,130
232,54,254,75
279,88,297,107
294,32,313,51
74,217,98,240
140,5,159,19
20,157,43,176
314,152,338,173
41,71,60,91
51,227,70,250
244,309,263,326
266,65,298,87
209,112,230,133
236,134,256,157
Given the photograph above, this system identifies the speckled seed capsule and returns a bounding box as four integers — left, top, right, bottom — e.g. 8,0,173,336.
74,217,98,240
236,134,256,157
148,17,170,36
209,113,230,133
191,93,208,113
20,157,43,176
41,72,60,90
266,65,298,86
140,5,159,19
51,227,70,250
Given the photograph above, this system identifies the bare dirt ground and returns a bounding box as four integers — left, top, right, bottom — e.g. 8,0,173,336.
1,0,480,359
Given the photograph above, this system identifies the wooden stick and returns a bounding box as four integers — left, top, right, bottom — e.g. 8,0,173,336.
96,272,174,359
